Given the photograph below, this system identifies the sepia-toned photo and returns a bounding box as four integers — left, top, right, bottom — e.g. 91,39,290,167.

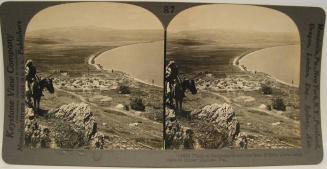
164,4,301,150
24,2,164,150
1,0,326,167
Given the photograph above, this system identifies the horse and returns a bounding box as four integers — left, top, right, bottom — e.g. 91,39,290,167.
30,78,55,114
173,79,197,114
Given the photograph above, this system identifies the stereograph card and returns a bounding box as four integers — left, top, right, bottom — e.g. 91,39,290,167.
0,0,325,167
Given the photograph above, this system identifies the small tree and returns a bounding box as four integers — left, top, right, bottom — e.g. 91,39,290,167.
118,85,130,94
272,97,286,111
130,97,145,111
124,104,130,111
261,83,272,95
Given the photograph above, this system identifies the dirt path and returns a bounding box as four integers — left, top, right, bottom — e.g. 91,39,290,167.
202,90,232,103
52,86,163,149
54,86,161,124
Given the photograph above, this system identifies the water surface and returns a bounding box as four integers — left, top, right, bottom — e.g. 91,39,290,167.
95,41,164,86
239,45,300,86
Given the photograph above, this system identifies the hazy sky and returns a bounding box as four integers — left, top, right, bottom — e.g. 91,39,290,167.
27,2,163,32
168,4,299,33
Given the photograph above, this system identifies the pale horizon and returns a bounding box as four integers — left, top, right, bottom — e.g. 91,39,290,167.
168,4,299,35
27,2,163,32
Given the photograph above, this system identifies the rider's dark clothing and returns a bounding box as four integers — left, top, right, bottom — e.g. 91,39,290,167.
165,62,179,83
165,62,180,106
25,62,39,101
25,64,37,83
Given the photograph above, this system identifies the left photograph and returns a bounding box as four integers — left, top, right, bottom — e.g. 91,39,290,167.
24,2,164,150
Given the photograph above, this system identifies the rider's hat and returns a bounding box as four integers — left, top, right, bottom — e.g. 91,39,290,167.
25,59,33,66
168,60,175,65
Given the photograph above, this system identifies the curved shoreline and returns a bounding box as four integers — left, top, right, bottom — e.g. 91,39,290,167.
87,42,163,88
232,44,299,87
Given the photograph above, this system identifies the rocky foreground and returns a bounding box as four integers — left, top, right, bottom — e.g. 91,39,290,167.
25,103,106,149
165,103,247,149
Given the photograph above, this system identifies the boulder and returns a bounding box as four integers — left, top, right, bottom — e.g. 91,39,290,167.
191,103,240,148
259,104,267,109
48,103,97,144
115,104,125,110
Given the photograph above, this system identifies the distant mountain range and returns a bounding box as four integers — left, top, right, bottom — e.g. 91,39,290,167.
25,27,299,47
168,29,300,46
25,27,164,44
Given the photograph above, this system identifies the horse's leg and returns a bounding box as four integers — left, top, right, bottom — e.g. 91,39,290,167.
169,93,174,107
33,97,37,114
176,97,182,116
174,98,178,114
180,98,183,115
37,98,40,115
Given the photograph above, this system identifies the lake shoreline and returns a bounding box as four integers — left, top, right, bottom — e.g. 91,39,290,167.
88,42,299,89
232,44,299,88
88,42,163,88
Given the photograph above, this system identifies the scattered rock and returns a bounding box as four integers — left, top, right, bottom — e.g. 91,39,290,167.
92,132,105,149
165,108,194,149
128,123,139,127
272,122,281,126
115,104,125,110
259,104,267,109
206,73,213,78
24,108,51,148
234,132,248,149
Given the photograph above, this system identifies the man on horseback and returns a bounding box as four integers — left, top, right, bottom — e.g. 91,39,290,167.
25,59,39,107
165,60,181,106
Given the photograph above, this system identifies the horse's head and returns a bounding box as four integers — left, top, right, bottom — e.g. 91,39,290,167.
46,78,55,94
183,79,197,95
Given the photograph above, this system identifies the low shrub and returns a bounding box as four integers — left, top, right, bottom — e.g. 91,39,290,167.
124,104,130,111
261,83,272,95
130,97,145,111
272,97,286,111
118,85,130,94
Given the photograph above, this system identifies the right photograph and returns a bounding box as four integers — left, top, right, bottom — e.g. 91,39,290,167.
164,4,301,149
